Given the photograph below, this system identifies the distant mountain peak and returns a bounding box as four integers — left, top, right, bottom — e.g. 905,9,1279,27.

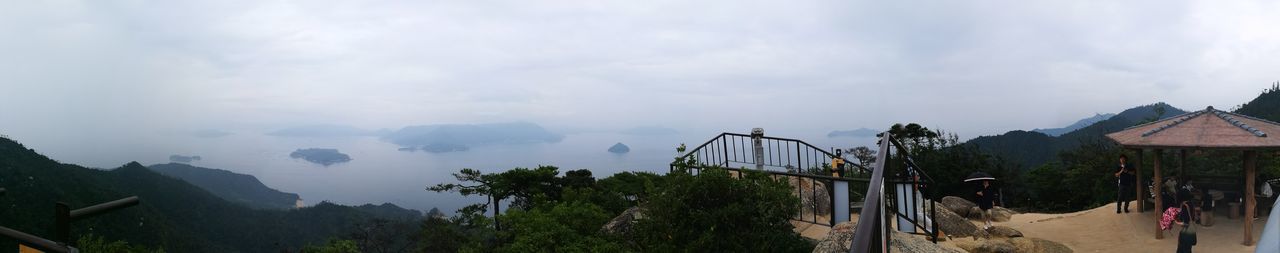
1032,113,1116,137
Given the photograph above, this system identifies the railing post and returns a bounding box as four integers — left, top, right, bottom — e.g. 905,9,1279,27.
53,202,70,245
834,180,850,225
751,128,765,170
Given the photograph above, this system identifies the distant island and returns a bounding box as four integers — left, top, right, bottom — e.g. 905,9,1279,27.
289,148,352,166
608,142,630,153
169,155,202,163
827,128,880,138
382,122,563,152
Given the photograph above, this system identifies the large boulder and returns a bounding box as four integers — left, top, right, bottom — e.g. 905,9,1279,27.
889,230,966,253
986,226,1023,238
990,206,1017,222
812,221,856,253
942,196,979,218
600,206,645,236
966,206,1018,222
955,237,1073,253
932,201,990,238
812,221,965,253
793,178,831,216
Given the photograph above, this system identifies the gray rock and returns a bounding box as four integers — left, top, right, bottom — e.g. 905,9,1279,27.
1030,237,1073,253
967,206,1016,222
889,230,966,253
942,196,979,218
811,221,964,253
932,201,990,238
600,206,644,236
812,221,856,253
986,226,1023,238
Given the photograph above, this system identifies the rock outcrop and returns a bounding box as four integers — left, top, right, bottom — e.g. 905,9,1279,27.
955,237,1073,253
932,201,990,238
600,206,645,236
942,196,979,218
985,226,1023,238
812,221,856,253
812,221,965,253
889,230,967,253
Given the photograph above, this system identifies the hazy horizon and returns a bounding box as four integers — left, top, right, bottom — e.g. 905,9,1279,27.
5,1,1280,212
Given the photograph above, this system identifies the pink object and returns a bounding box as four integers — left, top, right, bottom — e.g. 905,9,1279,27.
1160,207,1181,230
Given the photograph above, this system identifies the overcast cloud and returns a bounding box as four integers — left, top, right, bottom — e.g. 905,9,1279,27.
4,0,1280,144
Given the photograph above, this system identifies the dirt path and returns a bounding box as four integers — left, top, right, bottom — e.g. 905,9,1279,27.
1002,203,1263,252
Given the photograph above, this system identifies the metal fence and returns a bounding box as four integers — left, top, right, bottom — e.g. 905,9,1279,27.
850,134,940,252
670,131,871,227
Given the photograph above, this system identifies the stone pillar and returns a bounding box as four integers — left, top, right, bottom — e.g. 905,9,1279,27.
752,128,765,170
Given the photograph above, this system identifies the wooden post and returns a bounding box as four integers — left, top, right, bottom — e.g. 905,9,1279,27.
1135,149,1144,212
1244,150,1257,246
1178,150,1187,204
1153,149,1164,239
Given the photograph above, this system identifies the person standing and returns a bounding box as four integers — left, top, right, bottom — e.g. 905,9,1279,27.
1116,154,1137,213
1177,201,1197,253
976,180,996,229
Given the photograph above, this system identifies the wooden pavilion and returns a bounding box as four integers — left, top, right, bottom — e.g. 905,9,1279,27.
1107,106,1277,245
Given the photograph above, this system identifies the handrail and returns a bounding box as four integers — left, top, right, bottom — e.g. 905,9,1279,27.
850,133,941,252
850,132,894,253
676,132,871,174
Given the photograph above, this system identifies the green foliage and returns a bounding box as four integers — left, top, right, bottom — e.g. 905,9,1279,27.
0,137,421,252
1232,81,1280,121
631,168,811,252
424,144,816,252
496,198,624,253
76,234,165,253
301,239,360,253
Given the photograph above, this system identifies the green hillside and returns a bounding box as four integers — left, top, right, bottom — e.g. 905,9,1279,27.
148,163,300,210
966,102,1185,169
1234,82,1280,122
0,137,419,252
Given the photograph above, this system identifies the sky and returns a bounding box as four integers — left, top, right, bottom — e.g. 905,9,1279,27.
4,0,1280,144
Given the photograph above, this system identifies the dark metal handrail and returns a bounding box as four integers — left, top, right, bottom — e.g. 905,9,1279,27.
851,133,940,252
673,132,874,227
0,195,141,253
677,132,871,174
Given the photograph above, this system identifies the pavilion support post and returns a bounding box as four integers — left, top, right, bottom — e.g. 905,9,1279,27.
1244,150,1257,246
1153,149,1164,239
1135,149,1144,212
1178,150,1187,205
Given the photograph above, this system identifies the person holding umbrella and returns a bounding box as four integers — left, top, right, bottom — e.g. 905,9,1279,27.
966,172,997,230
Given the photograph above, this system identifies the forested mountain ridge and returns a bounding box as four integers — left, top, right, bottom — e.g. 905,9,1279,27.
0,137,419,252
965,102,1186,169
1032,113,1115,137
148,163,300,210
1233,83,1280,122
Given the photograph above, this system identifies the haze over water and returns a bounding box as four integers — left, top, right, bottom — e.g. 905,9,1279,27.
8,128,877,213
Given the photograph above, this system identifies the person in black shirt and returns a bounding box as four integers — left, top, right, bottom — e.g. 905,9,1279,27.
1115,154,1137,213
976,180,996,229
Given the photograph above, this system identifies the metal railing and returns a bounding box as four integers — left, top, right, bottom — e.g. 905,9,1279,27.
0,192,140,253
670,131,872,227
851,133,940,252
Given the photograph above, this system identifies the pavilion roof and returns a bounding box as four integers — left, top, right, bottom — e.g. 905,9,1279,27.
1106,106,1280,149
